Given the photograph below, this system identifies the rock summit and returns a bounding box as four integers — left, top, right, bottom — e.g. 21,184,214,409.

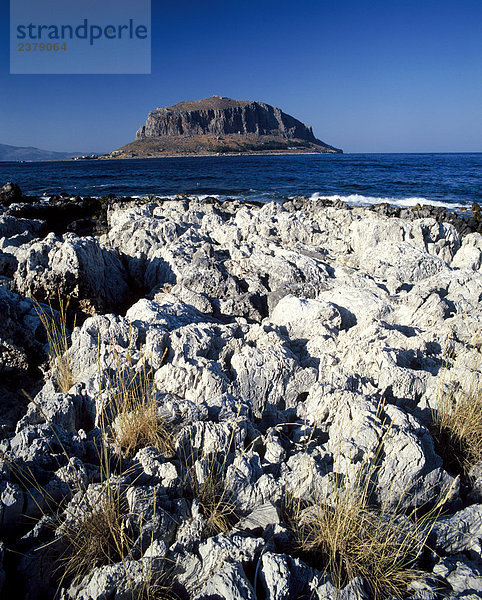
109,96,342,158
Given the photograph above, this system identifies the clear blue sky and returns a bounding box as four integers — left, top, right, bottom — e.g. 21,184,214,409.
1,0,481,153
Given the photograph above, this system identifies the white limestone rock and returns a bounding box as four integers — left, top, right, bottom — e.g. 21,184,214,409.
14,233,130,313
451,232,482,271
433,556,482,595
0,481,24,532
430,504,482,555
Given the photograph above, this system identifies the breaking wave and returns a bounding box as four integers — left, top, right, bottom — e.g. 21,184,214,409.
308,192,465,210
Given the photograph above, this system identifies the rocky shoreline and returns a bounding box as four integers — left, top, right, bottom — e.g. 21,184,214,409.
0,182,481,599
103,149,340,160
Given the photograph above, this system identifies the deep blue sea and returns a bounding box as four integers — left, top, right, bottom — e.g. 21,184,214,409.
0,153,480,210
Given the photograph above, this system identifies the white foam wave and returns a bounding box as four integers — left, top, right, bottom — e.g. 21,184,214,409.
33,191,465,211
308,193,464,210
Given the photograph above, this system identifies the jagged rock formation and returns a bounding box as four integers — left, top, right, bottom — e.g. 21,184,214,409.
109,96,342,157
1,186,482,599
137,97,326,141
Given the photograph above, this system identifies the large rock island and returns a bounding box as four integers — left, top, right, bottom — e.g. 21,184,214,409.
108,96,342,158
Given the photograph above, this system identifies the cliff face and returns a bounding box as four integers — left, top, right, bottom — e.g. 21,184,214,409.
137,96,320,142
110,96,342,157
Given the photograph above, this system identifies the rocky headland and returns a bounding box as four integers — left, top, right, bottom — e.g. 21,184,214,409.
108,96,342,158
0,181,481,599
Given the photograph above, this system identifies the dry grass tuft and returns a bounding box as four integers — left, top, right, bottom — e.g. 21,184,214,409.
131,570,176,600
58,482,177,598
58,482,131,585
432,362,482,473
284,431,454,600
137,578,179,600
189,457,238,535
112,402,172,459
287,489,431,600
182,409,250,536
9,338,177,597
35,295,74,393
103,351,174,459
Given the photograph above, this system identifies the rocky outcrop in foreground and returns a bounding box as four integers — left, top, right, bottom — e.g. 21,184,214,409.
0,185,481,599
109,96,342,157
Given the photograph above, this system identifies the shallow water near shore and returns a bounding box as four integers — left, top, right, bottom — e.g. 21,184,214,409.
1,152,481,209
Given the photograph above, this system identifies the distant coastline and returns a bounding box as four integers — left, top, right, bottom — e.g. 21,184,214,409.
0,150,342,164
102,149,341,160
2,151,480,165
